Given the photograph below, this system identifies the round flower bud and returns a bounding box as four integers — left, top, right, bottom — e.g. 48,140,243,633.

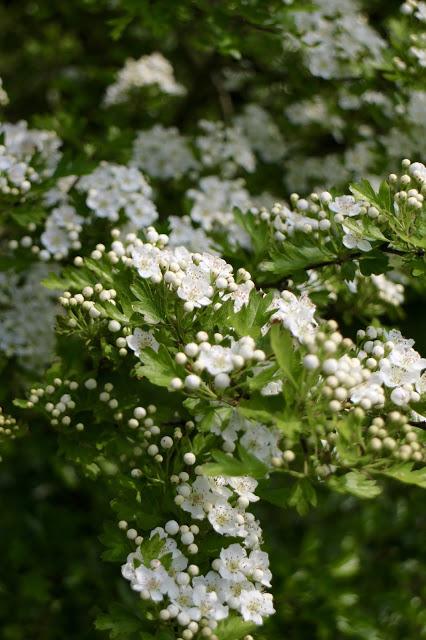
126,528,137,540
161,436,173,449
184,343,199,357
134,407,146,419
214,373,230,390
185,375,201,390
165,520,180,536
283,450,295,462
147,444,159,456
108,320,121,333
171,377,183,390
175,352,187,365
183,452,196,466
303,354,319,370
181,532,194,545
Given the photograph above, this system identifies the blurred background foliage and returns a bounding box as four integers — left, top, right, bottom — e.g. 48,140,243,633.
1,1,425,638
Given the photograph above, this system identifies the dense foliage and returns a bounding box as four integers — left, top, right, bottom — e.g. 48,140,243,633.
1,1,426,639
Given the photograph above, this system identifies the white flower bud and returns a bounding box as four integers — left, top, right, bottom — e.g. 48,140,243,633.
185,375,201,390
183,452,196,466
303,354,319,370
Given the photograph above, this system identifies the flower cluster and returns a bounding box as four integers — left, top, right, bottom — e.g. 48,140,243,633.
129,228,253,313
291,0,384,79
104,52,186,105
186,176,251,241
171,334,264,393
234,105,285,164
77,162,158,226
0,121,61,196
195,120,255,177
132,125,198,180
0,265,58,369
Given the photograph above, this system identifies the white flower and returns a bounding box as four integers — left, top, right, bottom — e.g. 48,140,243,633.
224,280,254,313
227,477,259,503
0,77,9,106
240,590,275,625
267,291,317,343
329,195,362,217
132,244,162,280
217,544,248,582
170,585,200,620
192,585,229,621
196,345,234,375
246,550,272,587
40,224,71,255
124,195,158,228
126,328,159,357
390,387,411,407
342,225,372,252
133,565,177,601
208,504,247,537
177,265,213,307
121,547,143,585
240,423,281,464
180,476,227,519
168,216,213,253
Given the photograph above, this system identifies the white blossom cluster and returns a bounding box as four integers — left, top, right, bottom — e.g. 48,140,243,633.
186,176,251,242
401,0,426,68
77,162,158,227
0,120,61,196
121,472,274,633
170,333,263,393
234,105,285,164
210,412,284,465
167,216,214,253
104,52,186,105
257,191,378,253
291,0,384,79
39,175,83,259
0,265,58,369
195,120,255,177
132,125,198,179
0,77,8,106
266,290,318,343
370,274,405,307
128,229,254,313
0,406,19,450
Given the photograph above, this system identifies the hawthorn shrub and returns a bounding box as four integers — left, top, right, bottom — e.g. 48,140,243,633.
1,1,426,639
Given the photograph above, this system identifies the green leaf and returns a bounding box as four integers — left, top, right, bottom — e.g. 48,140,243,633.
139,534,165,566
215,615,256,640
379,463,426,488
288,479,317,515
270,324,298,387
200,447,268,479
259,237,336,280
130,280,163,325
358,252,389,276
95,605,143,639
228,290,273,339
350,179,377,204
99,523,132,562
135,346,181,388
328,471,382,499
